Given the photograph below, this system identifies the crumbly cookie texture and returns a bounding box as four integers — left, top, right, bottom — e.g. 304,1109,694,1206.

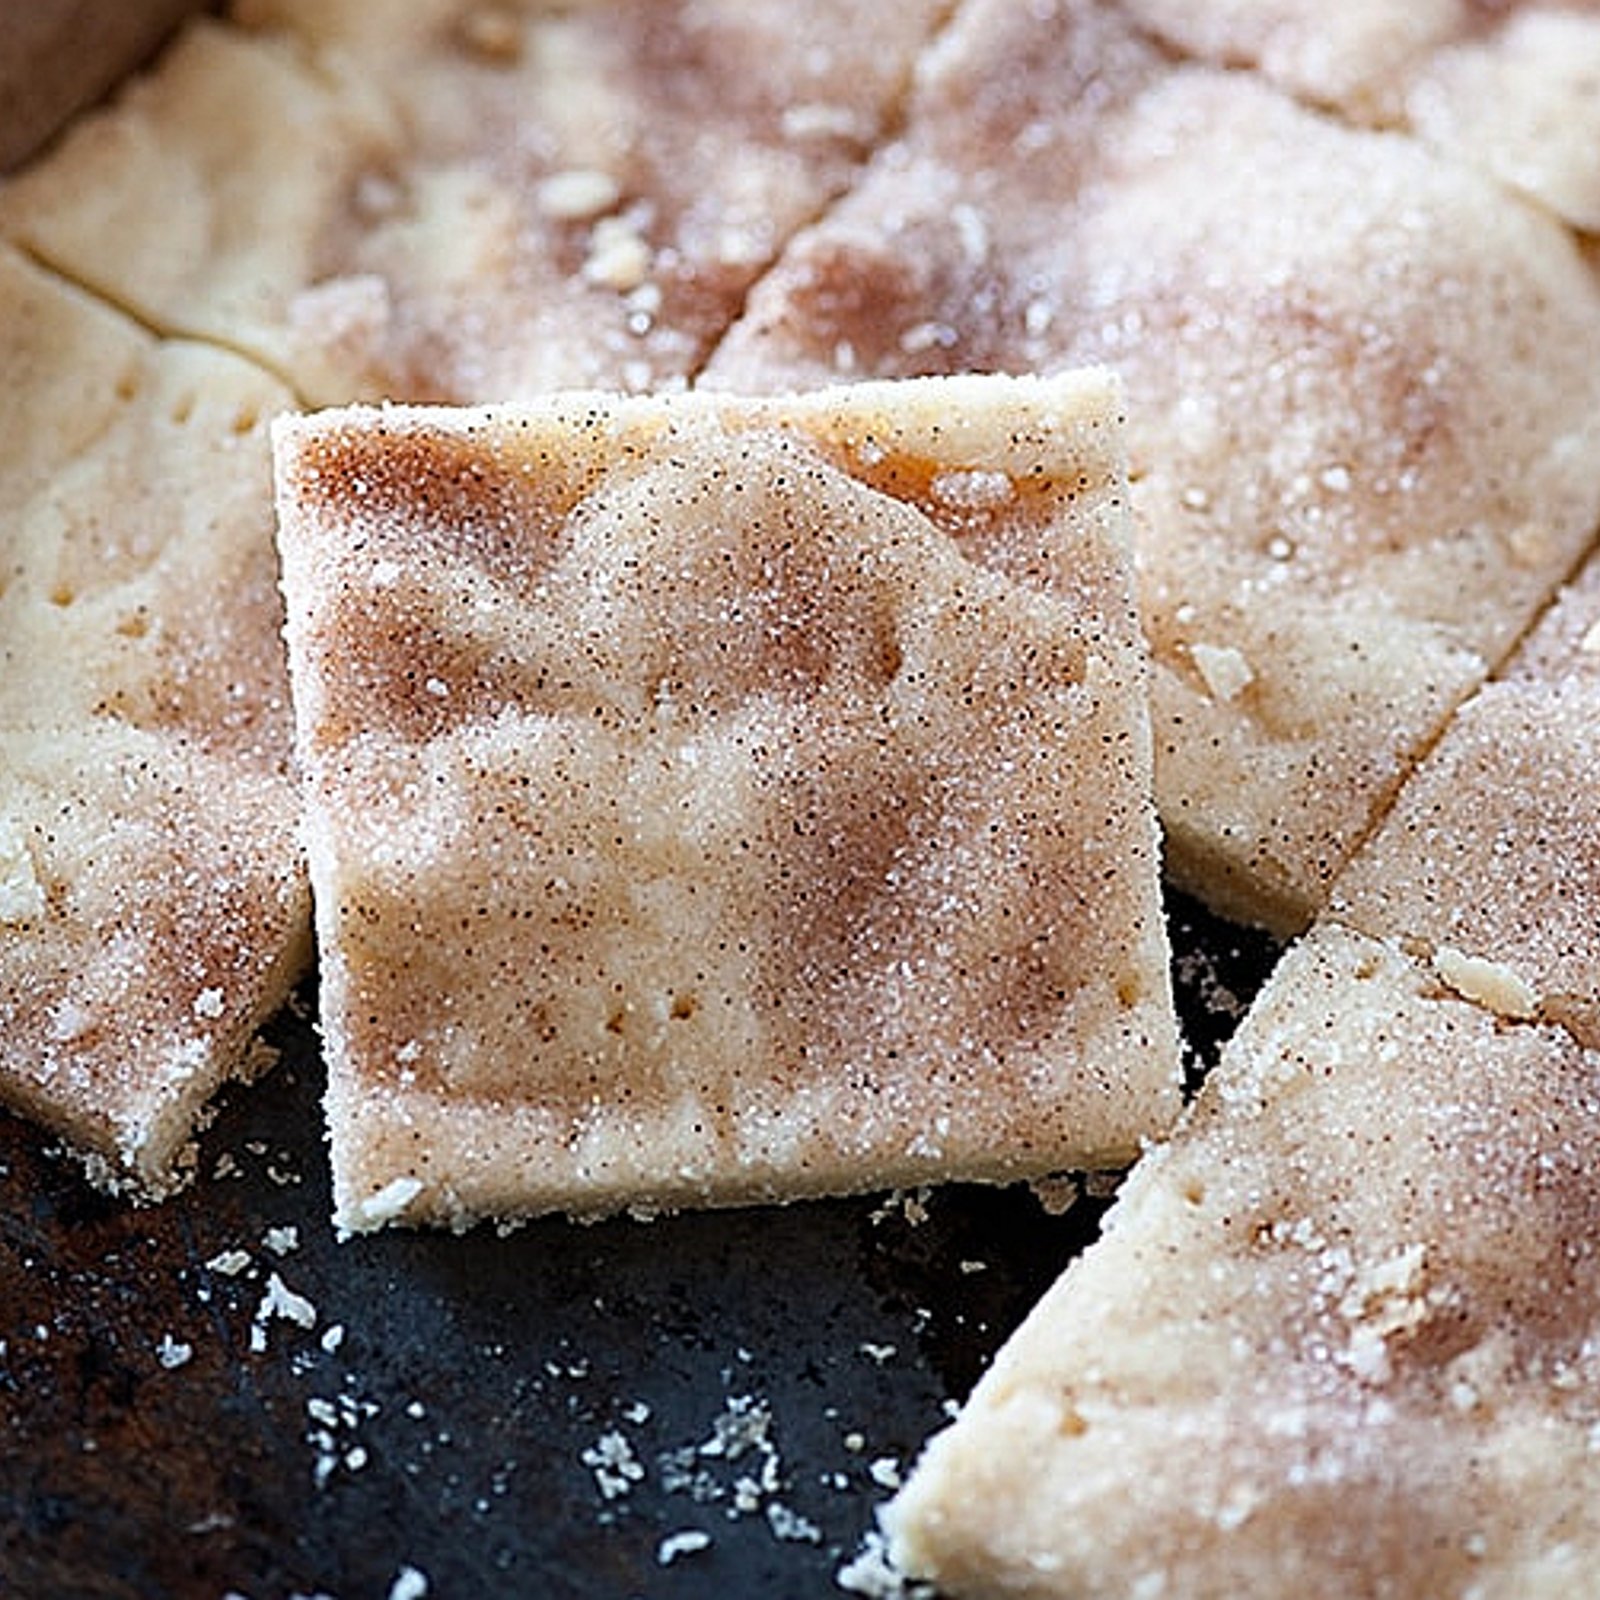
1118,0,1600,231
0,244,310,1196
1,0,945,405
704,0,1600,935
273,374,1180,1232
888,923,1600,1599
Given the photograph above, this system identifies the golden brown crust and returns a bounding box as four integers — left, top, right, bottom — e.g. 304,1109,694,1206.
273,376,1180,1230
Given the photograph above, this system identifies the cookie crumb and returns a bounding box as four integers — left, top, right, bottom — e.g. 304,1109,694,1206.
387,1566,429,1600
156,1333,193,1370
657,1529,712,1566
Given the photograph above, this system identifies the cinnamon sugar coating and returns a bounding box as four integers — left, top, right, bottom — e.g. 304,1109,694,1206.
706,0,1600,932
0,246,309,1195
1,0,945,404
1118,0,1600,231
273,376,1180,1230
891,925,1600,1599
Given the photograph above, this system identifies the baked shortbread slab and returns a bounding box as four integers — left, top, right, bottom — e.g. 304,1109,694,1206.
888,923,1600,1598
704,0,1600,935
0,244,310,1196
1,0,945,405
1329,548,1600,1051
273,373,1181,1232
1117,0,1600,232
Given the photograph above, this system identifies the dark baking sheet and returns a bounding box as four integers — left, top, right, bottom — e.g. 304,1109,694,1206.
0,888,1278,1599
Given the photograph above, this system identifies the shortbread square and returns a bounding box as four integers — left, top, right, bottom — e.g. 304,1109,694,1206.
273,373,1180,1231
0,244,309,1195
889,922,1600,1597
